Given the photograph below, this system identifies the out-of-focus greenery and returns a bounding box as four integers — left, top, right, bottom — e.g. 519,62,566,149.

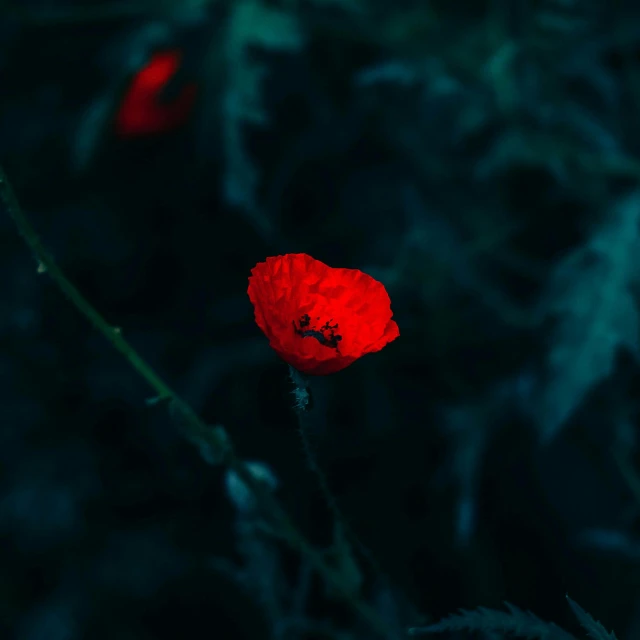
2,0,640,638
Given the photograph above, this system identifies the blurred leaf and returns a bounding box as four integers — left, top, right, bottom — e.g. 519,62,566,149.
409,601,577,640
221,0,304,241
533,191,640,442
566,595,619,640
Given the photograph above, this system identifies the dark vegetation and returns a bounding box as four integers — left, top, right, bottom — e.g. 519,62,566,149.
1,0,640,638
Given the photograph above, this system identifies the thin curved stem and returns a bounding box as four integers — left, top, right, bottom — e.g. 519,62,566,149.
0,165,396,639
297,414,345,531
296,406,393,590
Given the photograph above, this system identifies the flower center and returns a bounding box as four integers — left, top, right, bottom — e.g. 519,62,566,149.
292,313,342,350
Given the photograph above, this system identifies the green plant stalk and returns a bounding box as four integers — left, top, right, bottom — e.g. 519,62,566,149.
293,384,390,594
0,165,396,639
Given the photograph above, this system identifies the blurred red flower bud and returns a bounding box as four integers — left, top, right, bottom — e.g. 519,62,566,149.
115,49,197,137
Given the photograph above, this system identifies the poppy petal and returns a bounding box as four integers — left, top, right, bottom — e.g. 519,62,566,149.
248,253,399,375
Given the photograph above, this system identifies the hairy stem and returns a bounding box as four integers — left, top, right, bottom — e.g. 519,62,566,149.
289,366,390,594
297,411,348,533
0,165,396,639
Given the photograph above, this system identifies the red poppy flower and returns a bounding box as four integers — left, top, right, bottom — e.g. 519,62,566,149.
115,49,197,137
248,253,399,375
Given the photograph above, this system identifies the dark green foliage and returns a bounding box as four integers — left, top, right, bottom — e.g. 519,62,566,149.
409,601,577,639
565,596,618,640
410,597,620,640
2,0,640,638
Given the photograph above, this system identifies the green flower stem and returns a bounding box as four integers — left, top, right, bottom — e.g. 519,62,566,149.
297,413,343,527
0,165,396,639
291,367,389,596
287,367,348,542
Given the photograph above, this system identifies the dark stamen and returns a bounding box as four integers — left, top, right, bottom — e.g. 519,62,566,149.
292,313,342,350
